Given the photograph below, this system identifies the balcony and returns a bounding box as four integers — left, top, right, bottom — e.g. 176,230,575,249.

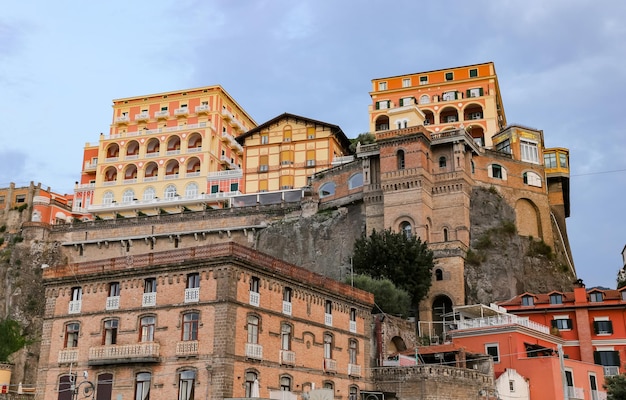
164,173,179,180
115,115,130,124
566,386,584,399
604,366,619,376
195,104,210,114
154,110,170,119
456,313,550,334
83,161,97,171
166,149,181,156
245,343,263,360
174,107,189,116
187,147,202,153
58,349,78,364
106,296,120,310
325,313,333,327
142,292,156,307
88,342,160,365
280,350,295,366
324,358,337,373
135,112,150,122
185,287,199,303
221,108,234,122
269,390,298,400
249,291,260,307
348,364,361,377
176,340,198,357
186,171,201,177
282,301,292,316
68,300,82,314
349,320,357,333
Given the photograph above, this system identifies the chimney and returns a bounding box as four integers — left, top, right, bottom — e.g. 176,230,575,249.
573,279,587,304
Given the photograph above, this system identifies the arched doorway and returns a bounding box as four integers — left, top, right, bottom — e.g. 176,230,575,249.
431,295,453,341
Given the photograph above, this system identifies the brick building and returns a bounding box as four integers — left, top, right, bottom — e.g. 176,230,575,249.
38,242,374,400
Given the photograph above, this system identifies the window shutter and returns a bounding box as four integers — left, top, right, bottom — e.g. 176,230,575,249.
399,98,404,107
593,321,599,334
566,319,573,329
387,100,391,108
375,102,380,110
466,89,471,98
611,351,620,365
608,321,614,333
479,88,484,96
454,91,458,100
551,320,557,328
594,351,601,364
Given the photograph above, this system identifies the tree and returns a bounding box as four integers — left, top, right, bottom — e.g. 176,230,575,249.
349,132,376,153
348,274,412,317
604,374,626,399
352,229,434,315
0,317,28,363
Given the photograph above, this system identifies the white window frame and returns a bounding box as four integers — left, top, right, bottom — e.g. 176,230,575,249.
485,343,500,363
520,140,539,164
378,81,387,90
402,78,411,87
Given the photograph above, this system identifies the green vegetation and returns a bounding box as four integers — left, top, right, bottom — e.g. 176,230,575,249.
11,236,23,244
0,225,6,232
348,274,411,317
604,374,626,400
349,132,376,153
352,229,434,313
0,318,29,362
526,237,554,260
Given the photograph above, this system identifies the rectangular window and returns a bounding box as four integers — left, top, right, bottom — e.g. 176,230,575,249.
402,78,411,87
259,155,269,172
419,76,428,85
521,296,534,306
65,323,80,348
509,380,514,392
140,316,155,342
210,184,219,194
594,350,620,366
485,344,499,363
549,294,563,304
594,320,613,335
178,371,195,400
378,81,387,90
103,320,118,345
520,140,539,164
306,150,316,167
230,182,239,192
307,127,316,139
182,312,199,341
469,68,478,78
559,153,568,168
445,72,453,81
399,97,414,106
283,129,292,142
261,134,269,144
15,194,26,203
144,278,157,293
247,315,259,344
467,88,483,98
442,91,457,101
0,196,4,204
259,180,268,192
544,153,557,168
187,273,200,289
551,318,573,330
590,292,603,302
376,100,390,110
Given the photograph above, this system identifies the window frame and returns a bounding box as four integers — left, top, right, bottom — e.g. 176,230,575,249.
182,312,199,341
140,316,156,342
64,322,80,348
485,343,500,363
103,319,119,345
135,372,152,400
178,370,196,400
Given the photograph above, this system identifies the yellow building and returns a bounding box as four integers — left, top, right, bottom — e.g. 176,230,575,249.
75,86,256,218
237,113,352,193
369,62,507,148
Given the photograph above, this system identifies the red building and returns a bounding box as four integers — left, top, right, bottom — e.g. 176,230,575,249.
500,279,626,378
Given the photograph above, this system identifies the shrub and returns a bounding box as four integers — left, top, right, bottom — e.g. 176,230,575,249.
474,234,492,250
0,225,6,232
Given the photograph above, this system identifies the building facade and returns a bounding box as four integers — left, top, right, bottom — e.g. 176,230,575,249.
500,280,626,378
38,242,374,400
236,113,352,194
73,86,256,219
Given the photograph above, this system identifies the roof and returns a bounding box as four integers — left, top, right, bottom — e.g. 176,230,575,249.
235,112,352,151
499,287,625,308
371,61,495,81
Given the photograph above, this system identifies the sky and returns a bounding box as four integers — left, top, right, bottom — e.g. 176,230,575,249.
1,1,625,289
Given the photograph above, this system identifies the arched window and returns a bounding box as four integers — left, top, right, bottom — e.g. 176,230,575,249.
122,189,135,203
244,371,258,398
103,191,114,205
178,370,196,400
143,187,156,201
324,333,333,359
164,184,177,199
103,319,118,345
281,323,292,350
419,94,430,104
349,386,359,400
247,315,259,344
348,173,364,189
443,228,449,242
435,269,443,281
523,171,542,187
96,373,113,400
319,182,335,198
185,182,198,198
280,376,292,392
489,164,506,180
439,156,447,168
134,372,151,400
64,322,80,348
349,339,358,364
323,381,334,392
397,150,405,170
140,316,155,342
57,374,76,400
400,221,412,238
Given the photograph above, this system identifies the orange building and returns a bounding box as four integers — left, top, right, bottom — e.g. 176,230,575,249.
448,304,606,400
500,279,626,379
0,182,75,226
236,113,352,193
73,86,256,219
369,62,506,148
38,242,374,400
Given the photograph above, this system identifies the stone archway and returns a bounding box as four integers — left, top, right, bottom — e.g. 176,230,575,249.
515,198,542,239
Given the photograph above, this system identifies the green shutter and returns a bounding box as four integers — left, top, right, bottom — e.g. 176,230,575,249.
387,101,391,108
454,91,458,100
594,351,601,364
466,89,471,98
375,102,380,110
479,88,484,96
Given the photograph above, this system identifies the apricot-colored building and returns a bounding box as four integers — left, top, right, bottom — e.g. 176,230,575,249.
0,182,75,226
500,280,626,379
449,304,606,400
236,113,352,193
38,242,374,400
73,86,256,219
369,62,507,148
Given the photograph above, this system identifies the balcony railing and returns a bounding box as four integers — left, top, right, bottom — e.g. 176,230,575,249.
282,301,292,316
349,320,357,333
185,287,199,303
567,386,584,399
84,161,97,170
166,149,181,156
280,350,295,366
324,358,337,373
195,105,210,114
135,112,150,121
88,342,160,365
348,364,361,377
58,349,79,364
68,300,82,314
142,292,156,307
115,116,130,124
155,110,170,119
106,296,120,310
176,340,198,356
187,147,202,153
269,390,298,400
174,107,189,116
164,173,179,180
456,314,550,334
325,313,333,327
186,171,201,177
245,343,263,360
249,291,260,307
604,366,619,376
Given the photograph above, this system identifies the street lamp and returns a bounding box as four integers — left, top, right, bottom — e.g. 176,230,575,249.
70,371,95,400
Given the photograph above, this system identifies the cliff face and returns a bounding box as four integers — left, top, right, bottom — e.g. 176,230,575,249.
465,187,575,304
